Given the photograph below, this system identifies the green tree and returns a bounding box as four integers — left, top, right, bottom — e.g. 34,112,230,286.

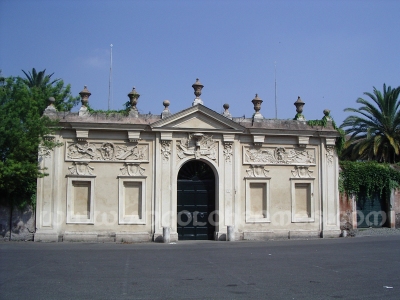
340,84,400,163
0,72,79,210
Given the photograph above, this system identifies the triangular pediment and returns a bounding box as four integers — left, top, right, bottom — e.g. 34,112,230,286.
150,105,244,132
172,113,229,129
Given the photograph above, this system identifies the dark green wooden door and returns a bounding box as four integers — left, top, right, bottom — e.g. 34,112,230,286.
177,161,215,240
356,192,387,228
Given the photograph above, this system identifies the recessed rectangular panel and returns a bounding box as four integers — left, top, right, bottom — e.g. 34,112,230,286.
118,177,146,225
245,179,270,223
73,181,90,218
124,182,141,218
295,183,311,218
250,183,266,218
67,176,95,224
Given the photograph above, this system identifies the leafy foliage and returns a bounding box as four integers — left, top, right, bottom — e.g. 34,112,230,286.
86,102,131,117
0,72,78,208
306,112,345,156
339,161,400,198
293,113,305,120
307,118,327,127
340,84,400,163
85,98,138,117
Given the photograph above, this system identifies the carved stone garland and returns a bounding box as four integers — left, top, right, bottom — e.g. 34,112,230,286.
161,140,172,161
68,162,95,176
119,163,146,176
223,143,233,163
326,146,335,165
39,136,56,160
246,165,270,177
291,166,313,178
38,145,51,159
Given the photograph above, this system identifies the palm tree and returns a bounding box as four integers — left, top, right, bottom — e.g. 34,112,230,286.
340,84,400,163
21,68,59,88
0,69,5,86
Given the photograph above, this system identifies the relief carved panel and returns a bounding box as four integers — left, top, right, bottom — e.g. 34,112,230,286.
243,146,315,165
66,142,149,162
177,133,218,162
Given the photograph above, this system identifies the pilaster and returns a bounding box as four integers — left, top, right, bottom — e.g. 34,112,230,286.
321,138,341,237
35,141,59,242
223,134,235,228
154,132,174,241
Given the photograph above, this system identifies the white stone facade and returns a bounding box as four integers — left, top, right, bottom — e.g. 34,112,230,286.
35,100,341,242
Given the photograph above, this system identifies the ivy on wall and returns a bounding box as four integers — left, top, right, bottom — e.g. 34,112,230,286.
339,161,400,198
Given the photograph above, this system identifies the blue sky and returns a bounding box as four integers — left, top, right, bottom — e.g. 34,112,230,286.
1,0,399,125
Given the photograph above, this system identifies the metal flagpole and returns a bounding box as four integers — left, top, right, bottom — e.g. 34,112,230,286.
274,61,277,119
108,44,113,110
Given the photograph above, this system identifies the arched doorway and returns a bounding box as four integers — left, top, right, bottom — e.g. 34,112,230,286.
177,160,216,240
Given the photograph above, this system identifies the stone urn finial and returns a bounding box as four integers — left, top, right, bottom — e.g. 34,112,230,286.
252,94,263,121
163,100,170,110
128,87,140,108
294,96,306,121
128,87,140,117
222,103,232,119
294,96,305,113
44,96,57,114
78,86,91,116
47,96,55,107
79,85,91,107
192,78,204,106
162,100,171,119
323,109,332,121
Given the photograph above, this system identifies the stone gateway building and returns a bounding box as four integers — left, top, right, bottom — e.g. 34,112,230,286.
35,79,341,242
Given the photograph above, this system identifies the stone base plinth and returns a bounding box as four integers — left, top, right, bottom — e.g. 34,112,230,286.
116,232,151,243
63,231,98,242
97,232,116,243
289,230,320,239
321,229,341,238
34,231,60,242
243,231,276,241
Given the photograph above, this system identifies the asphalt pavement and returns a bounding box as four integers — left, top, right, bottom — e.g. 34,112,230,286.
1,236,400,299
